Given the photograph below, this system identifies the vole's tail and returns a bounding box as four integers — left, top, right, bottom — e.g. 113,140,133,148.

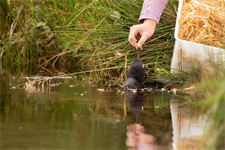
134,34,140,59
137,48,140,59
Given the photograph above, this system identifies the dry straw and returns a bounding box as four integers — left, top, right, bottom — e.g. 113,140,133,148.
178,0,225,48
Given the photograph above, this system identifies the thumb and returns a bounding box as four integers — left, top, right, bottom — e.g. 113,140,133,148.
137,34,149,50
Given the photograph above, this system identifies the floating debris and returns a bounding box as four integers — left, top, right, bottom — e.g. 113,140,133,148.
91,84,98,87
69,84,78,88
50,83,59,87
97,89,105,92
171,88,177,94
126,88,137,93
160,88,167,92
144,88,153,92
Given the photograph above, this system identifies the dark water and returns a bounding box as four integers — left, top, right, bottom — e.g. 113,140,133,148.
0,75,205,150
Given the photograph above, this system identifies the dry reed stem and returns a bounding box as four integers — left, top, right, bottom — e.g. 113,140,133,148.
178,0,225,48
25,77,38,91
125,55,127,79
10,66,127,90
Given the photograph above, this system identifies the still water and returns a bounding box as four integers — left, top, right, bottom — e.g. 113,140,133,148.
0,75,207,150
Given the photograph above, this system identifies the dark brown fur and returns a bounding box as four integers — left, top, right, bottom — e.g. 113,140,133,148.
122,49,145,89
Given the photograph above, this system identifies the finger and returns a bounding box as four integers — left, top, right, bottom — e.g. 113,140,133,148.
137,34,149,50
128,35,138,49
128,26,139,49
128,34,137,49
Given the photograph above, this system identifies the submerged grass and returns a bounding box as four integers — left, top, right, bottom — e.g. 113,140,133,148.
0,0,178,79
188,66,225,150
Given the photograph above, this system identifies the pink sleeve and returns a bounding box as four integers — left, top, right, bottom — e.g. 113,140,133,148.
139,0,169,24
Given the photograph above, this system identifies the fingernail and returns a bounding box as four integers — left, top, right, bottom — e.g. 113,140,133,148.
137,43,140,47
137,43,142,49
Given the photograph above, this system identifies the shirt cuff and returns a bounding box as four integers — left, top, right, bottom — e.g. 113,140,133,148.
139,13,160,24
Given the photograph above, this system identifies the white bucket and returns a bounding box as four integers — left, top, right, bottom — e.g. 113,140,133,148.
171,0,225,73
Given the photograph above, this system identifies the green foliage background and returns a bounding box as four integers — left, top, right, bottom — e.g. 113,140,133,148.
0,0,178,76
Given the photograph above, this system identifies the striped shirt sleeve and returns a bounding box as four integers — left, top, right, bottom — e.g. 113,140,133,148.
139,0,169,24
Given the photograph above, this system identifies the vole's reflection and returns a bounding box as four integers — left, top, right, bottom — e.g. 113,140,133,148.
125,90,158,150
126,90,144,123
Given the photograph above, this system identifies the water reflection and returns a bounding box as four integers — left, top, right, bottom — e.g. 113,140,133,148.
125,90,158,150
126,123,157,150
0,79,11,116
1,75,208,150
125,90,208,150
170,99,208,150
125,90,144,123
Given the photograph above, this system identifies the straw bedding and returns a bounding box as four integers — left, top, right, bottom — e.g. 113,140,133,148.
178,0,225,48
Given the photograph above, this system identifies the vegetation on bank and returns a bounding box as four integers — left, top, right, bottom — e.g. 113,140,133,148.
0,0,177,78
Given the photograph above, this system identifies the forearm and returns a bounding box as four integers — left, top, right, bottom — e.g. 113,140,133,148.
139,0,169,24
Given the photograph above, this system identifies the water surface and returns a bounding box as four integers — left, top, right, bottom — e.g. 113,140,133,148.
0,76,207,149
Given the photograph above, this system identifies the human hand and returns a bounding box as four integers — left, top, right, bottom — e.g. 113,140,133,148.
128,19,157,50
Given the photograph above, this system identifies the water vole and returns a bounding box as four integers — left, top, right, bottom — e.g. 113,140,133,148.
122,49,145,89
